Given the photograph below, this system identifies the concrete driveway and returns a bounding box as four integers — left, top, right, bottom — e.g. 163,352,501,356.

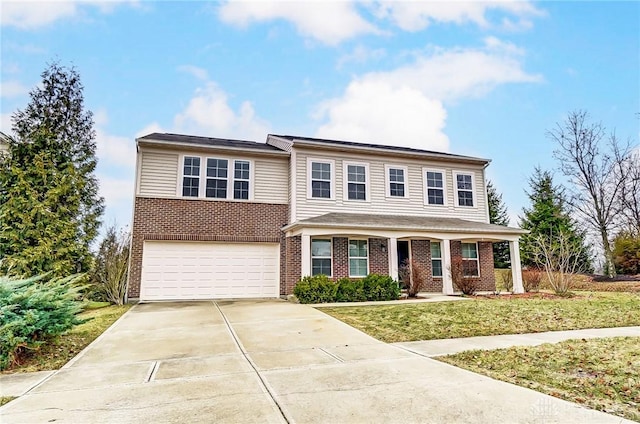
0,301,630,423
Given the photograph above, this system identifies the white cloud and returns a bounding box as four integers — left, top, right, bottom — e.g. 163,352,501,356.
314,39,541,152
218,1,380,45
0,114,13,134
173,81,270,140
336,45,386,69
1,1,140,29
97,173,135,228
370,1,544,32
96,129,136,168
0,80,30,98
316,80,449,151
178,65,209,81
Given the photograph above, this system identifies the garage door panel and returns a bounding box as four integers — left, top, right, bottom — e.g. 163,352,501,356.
140,241,280,301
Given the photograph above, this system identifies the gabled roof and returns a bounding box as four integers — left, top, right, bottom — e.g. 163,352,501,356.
269,134,490,165
137,133,287,154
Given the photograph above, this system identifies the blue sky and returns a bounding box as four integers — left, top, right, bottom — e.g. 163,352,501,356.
1,1,638,230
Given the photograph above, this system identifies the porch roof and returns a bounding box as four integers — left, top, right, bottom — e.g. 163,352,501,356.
283,213,528,236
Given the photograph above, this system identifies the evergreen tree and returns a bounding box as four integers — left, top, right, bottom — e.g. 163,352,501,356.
486,180,510,268
0,63,104,276
519,168,592,272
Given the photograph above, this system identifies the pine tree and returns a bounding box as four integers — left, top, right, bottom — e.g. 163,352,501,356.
519,168,592,272
0,63,104,276
486,180,511,268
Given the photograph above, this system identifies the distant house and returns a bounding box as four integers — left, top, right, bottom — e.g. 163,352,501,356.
127,133,526,301
0,136,8,156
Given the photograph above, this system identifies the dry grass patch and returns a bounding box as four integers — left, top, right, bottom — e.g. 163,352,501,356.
439,337,640,422
321,292,640,343
2,304,131,374
0,396,16,406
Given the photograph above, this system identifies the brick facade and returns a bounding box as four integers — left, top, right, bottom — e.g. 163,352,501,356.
410,240,440,292
369,238,389,275
284,235,301,295
333,237,349,278
128,197,288,298
449,241,496,292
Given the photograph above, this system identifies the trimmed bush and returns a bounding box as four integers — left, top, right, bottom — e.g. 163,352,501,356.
0,274,85,370
293,275,337,304
335,278,366,302
362,274,400,301
522,269,542,292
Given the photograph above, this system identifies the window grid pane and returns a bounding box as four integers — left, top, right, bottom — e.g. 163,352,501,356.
207,159,228,178
348,183,366,200
349,259,368,277
389,183,405,197
427,171,443,188
347,165,366,183
234,181,249,200
458,191,474,207
311,162,331,198
389,168,404,183
234,160,250,180
206,179,227,198
432,260,443,277
312,181,331,198
182,177,199,197
311,239,332,276
428,188,444,205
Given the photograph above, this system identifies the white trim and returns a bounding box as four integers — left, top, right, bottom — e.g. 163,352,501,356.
307,157,336,200
442,239,454,294
348,238,369,277
453,170,477,209
180,154,202,198
290,149,297,222
343,161,370,202
510,239,524,293
423,168,447,206
384,164,409,199
311,237,333,277
461,241,480,278
302,235,311,277
231,159,254,201
177,154,255,202
389,237,398,281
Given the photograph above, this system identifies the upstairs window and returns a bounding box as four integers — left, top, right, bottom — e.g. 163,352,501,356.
455,173,474,207
387,166,407,198
345,163,367,201
431,242,442,277
461,242,479,277
234,160,250,200
182,156,200,197
311,239,332,276
425,170,445,205
206,158,228,199
349,239,368,277
310,161,332,199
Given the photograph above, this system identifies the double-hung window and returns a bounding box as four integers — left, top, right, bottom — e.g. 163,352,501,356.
206,158,228,199
311,239,332,276
233,160,250,200
310,161,332,199
461,242,479,277
455,172,474,207
348,239,368,277
425,170,445,205
182,156,200,197
386,166,407,198
431,242,442,277
345,163,368,201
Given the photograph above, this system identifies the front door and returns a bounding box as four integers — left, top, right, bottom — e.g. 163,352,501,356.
397,240,410,271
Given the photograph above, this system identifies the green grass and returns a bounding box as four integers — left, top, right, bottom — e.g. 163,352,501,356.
439,337,640,422
2,304,131,374
0,396,16,406
321,292,640,343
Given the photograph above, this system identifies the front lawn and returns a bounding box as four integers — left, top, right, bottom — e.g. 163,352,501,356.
2,304,131,373
321,292,640,343
439,337,640,422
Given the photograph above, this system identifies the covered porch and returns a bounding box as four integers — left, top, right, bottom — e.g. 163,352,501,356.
283,213,528,294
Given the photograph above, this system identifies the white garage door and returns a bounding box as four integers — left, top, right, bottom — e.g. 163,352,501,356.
140,241,280,301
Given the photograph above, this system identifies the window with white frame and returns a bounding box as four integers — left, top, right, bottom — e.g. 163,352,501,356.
311,161,332,199
455,173,474,207
311,239,332,276
206,158,228,199
387,166,406,197
425,170,445,205
431,242,442,277
349,239,368,277
233,160,250,200
345,163,367,201
182,156,200,197
461,242,479,277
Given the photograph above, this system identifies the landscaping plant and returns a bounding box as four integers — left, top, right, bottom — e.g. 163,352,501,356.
398,259,427,297
91,225,130,305
335,278,366,302
531,230,587,294
450,256,478,295
294,274,399,304
0,274,85,370
362,274,400,301
521,269,542,292
293,275,337,304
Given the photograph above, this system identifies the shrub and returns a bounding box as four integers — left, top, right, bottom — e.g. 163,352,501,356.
451,257,478,295
335,278,366,302
90,225,130,305
398,259,427,297
522,269,542,292
0,274,85,370
293,275,337,304
613,232,640,275
362,274,400,301
497,269,513,292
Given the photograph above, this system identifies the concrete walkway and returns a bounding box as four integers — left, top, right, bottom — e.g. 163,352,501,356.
1,301,635,423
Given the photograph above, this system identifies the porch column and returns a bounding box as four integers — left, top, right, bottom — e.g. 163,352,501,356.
388,237,398,280
509,239,524,293
301,234,311,277
442,239,454,295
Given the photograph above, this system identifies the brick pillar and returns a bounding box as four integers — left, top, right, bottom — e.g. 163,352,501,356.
333,237,349,278
369,238,389,275
285,236,301,294
411,240,436,292
478,241,496,291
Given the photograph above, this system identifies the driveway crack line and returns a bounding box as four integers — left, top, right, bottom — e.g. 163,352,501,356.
317,347,344,362
145,361,160,383
213,301,291,424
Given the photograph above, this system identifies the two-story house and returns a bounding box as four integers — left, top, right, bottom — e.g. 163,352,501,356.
127,133,526,302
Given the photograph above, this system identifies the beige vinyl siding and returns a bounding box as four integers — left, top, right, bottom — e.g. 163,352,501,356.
295,148,488,223
137,148,288,204
139,151,180,197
